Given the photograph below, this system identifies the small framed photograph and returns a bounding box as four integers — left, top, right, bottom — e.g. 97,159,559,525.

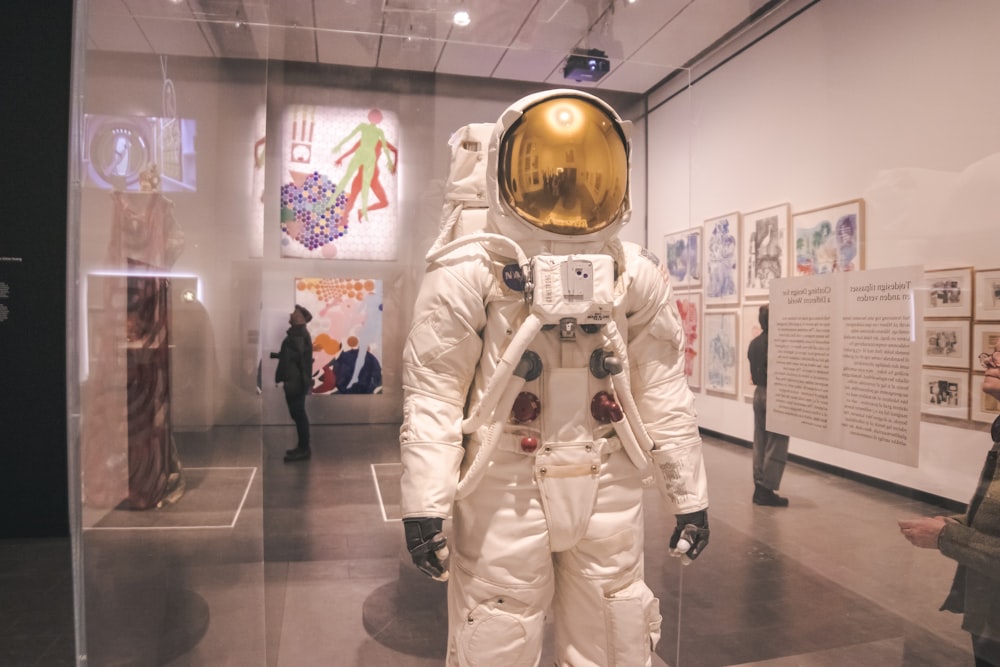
703,310,739,397
973,324,1000,364
923,319,970,369
970,374,1000,424
741,304,764,399
792,199,864,276
704,212,740,307
974,268,1000,321
742,204,790,300
921,368,969,420
664,228,703,290
675,292,702,391
923,267,973,319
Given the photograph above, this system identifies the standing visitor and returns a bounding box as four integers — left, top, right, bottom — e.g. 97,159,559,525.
747,304,790,506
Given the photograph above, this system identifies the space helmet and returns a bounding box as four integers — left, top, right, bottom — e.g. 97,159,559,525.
486,89,632,244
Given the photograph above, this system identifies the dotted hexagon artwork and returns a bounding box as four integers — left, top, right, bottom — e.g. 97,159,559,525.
280,172,349,255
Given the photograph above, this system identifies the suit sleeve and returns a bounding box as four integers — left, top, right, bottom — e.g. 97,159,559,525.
399,246,492,519
623,243,709,514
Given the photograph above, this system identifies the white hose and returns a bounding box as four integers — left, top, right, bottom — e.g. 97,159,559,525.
601,320,656,462
425,231,529,267
462,313,542,434
455,375,527,499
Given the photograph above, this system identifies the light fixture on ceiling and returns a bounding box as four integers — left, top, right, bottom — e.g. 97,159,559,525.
453,10,471,27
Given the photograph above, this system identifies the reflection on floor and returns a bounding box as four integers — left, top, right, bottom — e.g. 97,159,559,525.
1,424,978,666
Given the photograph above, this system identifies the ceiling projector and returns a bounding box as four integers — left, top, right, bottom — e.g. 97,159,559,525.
563,49,610,82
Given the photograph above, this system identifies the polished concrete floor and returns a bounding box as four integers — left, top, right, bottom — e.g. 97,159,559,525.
0,423,980,666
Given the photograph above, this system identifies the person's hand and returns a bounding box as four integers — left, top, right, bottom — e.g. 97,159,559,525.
403,517,449,581
670,510,709,563
898,516,948,549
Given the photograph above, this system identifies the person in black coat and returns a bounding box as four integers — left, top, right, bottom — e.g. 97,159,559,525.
272,305,314,462
747,304,790,506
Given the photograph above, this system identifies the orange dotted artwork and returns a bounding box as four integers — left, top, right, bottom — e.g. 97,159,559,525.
294,277,383,395
297,277,377,308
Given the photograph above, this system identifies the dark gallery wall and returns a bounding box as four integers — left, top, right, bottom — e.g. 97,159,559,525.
0,2,74,537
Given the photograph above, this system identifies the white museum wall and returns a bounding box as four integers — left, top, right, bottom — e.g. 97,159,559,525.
645,0,1000,501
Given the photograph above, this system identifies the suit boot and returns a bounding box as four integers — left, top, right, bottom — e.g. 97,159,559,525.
753,483,789,507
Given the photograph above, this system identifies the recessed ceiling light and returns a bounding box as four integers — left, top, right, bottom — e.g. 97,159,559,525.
453,10,471,27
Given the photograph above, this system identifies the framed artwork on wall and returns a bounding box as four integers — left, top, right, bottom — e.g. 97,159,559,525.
703,310,739,397
675,292,702,390
922,319,970,369
792,199,864,276
923,267,973,319
974,268,1000,321
921,368,969,420
664,228,703,290
973,323,1000,363
295,277,384,395
740,304,764,399
280,105,400,260
970,374,1000,424
704,212,740,306
741,204,789,299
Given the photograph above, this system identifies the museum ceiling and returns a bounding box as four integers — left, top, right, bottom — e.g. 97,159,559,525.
85,0,804,95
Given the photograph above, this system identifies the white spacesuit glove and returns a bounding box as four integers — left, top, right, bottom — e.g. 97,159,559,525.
669,510,709,564
403,517,450,581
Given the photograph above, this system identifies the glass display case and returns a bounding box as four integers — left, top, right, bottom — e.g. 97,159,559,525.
65,0,1000,665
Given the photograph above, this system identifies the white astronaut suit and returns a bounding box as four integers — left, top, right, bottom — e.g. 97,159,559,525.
400,89,710,667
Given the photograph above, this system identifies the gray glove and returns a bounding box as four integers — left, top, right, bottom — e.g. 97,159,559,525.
403,517,450,581
669,510,709,561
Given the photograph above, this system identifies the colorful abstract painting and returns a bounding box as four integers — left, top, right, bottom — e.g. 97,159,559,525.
281,106,399,260
295,278,384,395
704,213,740,306
664,228,702,290
675,292,702,390
703,311,739,396
792,199,864,276
742,204,789,299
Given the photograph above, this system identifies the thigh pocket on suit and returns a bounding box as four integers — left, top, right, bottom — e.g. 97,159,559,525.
458,595,539,667
604,579,662,666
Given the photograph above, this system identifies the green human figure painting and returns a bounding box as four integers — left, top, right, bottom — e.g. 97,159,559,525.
280,105,400,260
333,108,398,225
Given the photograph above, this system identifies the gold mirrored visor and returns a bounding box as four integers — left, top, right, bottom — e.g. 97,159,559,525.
497,96,628,236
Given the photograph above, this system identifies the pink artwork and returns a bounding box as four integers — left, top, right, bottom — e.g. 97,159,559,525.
675,292,702,390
